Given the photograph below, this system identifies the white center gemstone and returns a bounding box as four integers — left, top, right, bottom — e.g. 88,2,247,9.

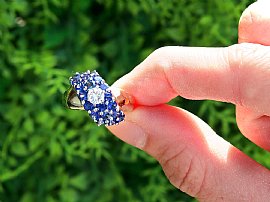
87,87,105,105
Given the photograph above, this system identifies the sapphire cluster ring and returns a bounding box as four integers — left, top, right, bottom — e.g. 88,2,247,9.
64,70,130,126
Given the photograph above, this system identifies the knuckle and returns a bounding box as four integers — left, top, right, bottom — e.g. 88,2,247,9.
228,43,267,67
151,46,170,58
228,43,270,110
227,43,268,106
228,43,259,69
148,46,173,71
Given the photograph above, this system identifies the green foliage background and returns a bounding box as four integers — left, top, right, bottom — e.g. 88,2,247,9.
1,0,268,201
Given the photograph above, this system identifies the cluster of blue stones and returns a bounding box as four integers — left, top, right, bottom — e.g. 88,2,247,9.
69,70,125,126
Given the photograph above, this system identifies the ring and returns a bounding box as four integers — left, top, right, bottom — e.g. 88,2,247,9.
64,70,125,126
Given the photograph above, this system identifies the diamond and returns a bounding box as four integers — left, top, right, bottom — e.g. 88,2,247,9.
87,87,105,105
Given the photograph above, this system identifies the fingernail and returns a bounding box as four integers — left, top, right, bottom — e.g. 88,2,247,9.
108,120,147,149
110,87,134,112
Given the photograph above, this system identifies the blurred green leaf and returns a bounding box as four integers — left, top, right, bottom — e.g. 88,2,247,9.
21,192,35,202
69,172,89,191
11,142,28,157
59,187,79,202
49,140,63,160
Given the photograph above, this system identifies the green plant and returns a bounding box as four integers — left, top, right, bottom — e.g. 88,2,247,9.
2,0,266,202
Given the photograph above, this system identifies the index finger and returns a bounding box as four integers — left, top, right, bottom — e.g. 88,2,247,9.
113,44,270,115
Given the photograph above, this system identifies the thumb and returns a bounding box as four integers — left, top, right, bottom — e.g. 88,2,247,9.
239,0,270,45
108,105,270,200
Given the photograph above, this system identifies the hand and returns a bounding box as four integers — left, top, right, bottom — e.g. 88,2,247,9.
108,1,270,201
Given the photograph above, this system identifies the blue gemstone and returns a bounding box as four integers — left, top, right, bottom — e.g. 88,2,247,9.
107,102,115,110
105,92,112,98
92,112,100,120
100,84,108,90
77,85,85,93
97,104,106,111
94,76,103,82
84,101,93,110
73,75,80,82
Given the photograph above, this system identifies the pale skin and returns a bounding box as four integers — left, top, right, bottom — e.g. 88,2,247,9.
108,1,270,201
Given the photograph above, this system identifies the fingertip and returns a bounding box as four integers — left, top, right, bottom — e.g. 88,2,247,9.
239,0,270,45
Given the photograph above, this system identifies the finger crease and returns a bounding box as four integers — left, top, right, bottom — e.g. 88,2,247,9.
178,157,193,190
195,161,207,197
162,145,187,167
162,60,179,96
227,46,243,106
